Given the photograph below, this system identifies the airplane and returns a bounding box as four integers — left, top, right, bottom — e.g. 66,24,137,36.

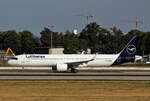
8,36,139,73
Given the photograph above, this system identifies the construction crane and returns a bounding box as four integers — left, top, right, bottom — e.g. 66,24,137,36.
121,17,144,30
4,48,15,56
74,14,94,25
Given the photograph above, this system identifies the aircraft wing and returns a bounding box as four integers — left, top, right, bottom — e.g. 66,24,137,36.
65,54,96,67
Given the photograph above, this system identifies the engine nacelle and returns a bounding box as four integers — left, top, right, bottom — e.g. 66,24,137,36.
52,64,68,72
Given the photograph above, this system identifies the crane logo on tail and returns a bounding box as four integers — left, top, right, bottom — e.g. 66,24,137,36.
126,45,136,54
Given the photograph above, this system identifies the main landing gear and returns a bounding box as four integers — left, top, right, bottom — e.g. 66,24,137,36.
71,68,78,73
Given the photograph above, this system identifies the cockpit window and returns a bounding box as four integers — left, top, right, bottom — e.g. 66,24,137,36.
10,57,18,60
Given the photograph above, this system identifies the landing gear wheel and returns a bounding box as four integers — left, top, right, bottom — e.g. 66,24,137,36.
71,68,78,73
22,67,24,70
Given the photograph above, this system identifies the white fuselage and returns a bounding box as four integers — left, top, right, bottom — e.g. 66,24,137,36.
8,54,119,67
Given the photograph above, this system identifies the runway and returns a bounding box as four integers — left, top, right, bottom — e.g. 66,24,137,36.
0,68,150,81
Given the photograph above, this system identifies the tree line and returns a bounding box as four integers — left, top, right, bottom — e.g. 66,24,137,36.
0,22,150,55
0,30,40,54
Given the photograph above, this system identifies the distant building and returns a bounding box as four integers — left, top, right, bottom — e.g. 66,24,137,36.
36,47,64,54
49,48,64,54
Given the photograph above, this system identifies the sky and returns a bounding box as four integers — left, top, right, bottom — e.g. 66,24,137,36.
0,0,150,36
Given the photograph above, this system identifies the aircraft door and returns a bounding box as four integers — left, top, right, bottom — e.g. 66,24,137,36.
20,55,26,64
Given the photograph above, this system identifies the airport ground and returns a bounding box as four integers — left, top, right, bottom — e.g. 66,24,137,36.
0,63,150,101
0,66,150,80
0,81,150,101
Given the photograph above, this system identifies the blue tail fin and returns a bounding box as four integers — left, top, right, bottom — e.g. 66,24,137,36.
112,36,139,65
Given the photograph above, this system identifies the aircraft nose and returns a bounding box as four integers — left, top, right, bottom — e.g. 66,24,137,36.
8,60,16,65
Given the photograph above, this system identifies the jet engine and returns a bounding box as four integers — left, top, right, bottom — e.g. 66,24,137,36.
52,64,68,72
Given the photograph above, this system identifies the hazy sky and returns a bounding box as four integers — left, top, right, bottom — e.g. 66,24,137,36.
0,0,150,36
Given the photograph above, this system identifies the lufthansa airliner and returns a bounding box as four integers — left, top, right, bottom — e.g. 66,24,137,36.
8,36,139,73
